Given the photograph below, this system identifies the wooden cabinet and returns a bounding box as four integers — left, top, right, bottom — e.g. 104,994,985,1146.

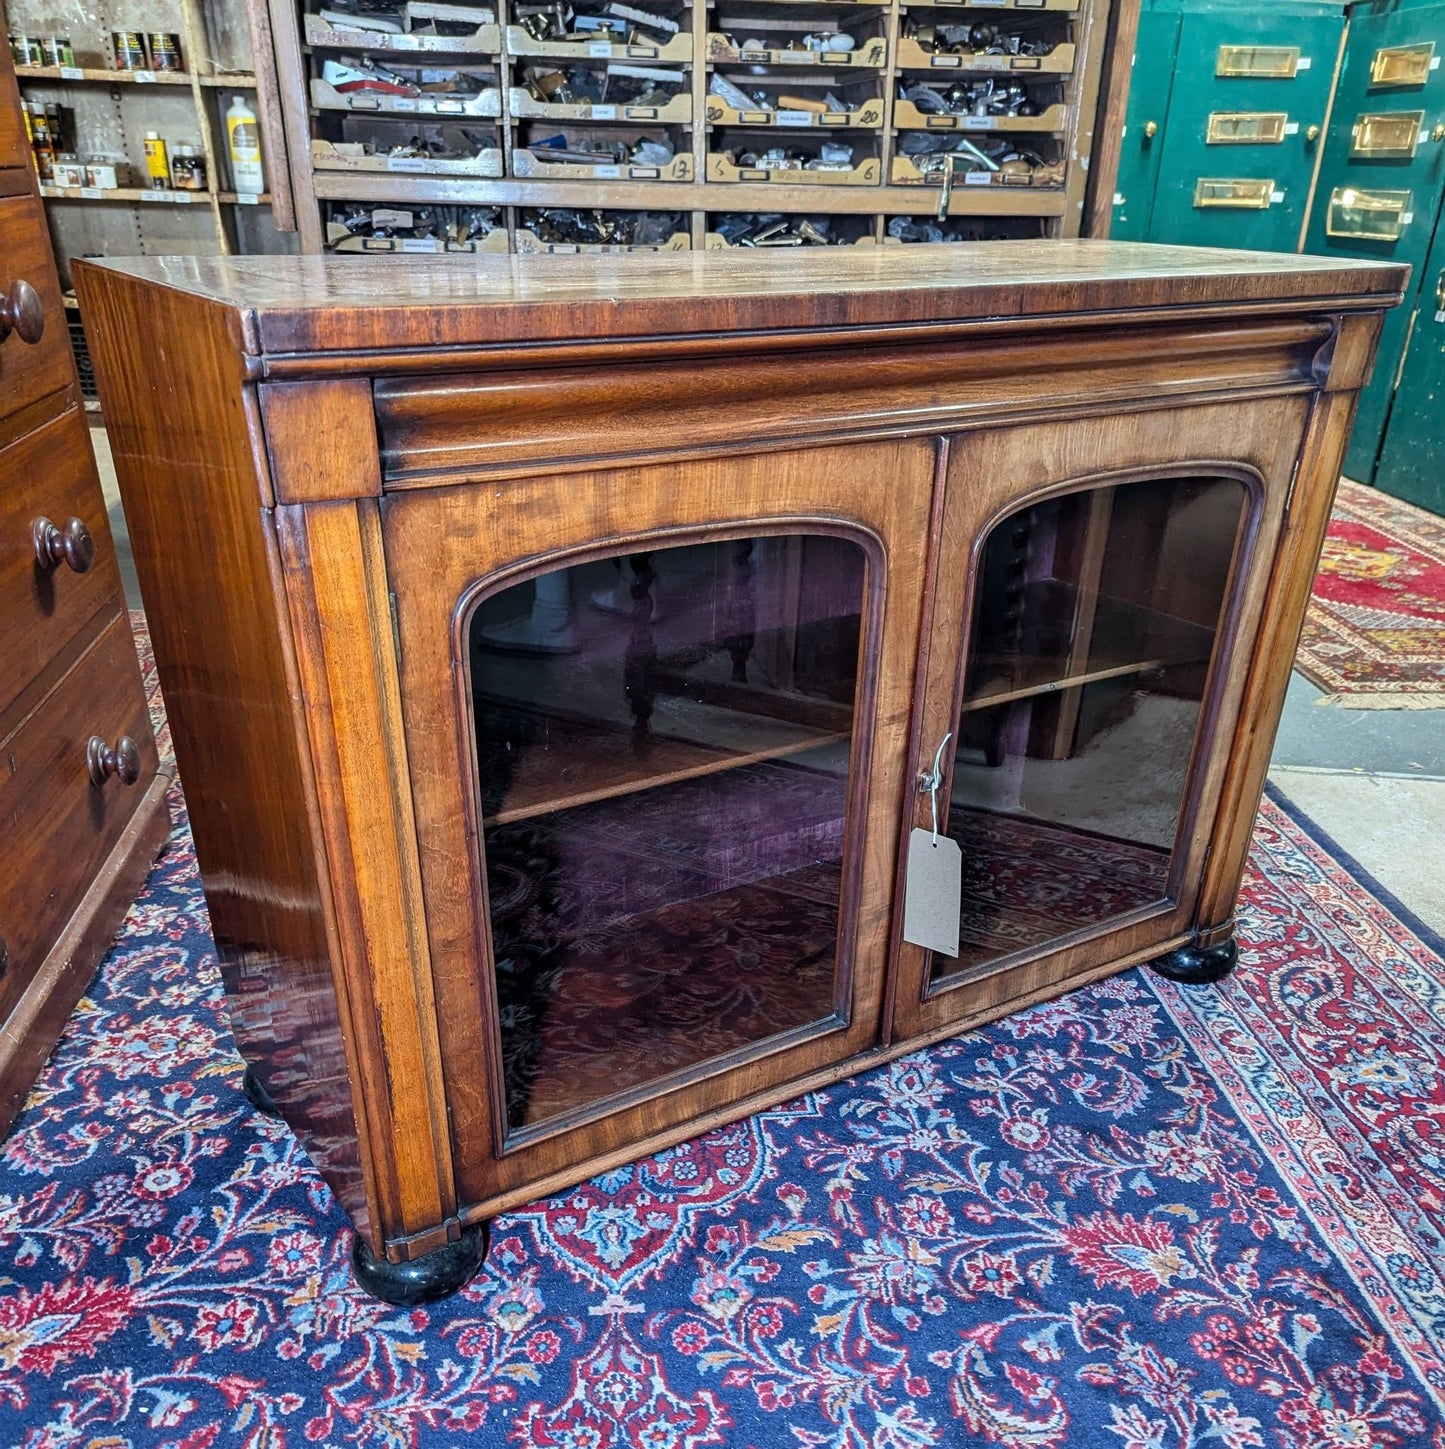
0,42,170,1137
73,242,1403,1304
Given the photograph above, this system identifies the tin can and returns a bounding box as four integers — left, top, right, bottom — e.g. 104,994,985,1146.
147,32,182,71
170,145,207,190
10,35,42,67
85,160,118,189
41,35,75,67
113,30,147,70
52,153,85,187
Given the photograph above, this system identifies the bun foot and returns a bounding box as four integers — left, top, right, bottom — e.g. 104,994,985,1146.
242,1066,283,1118
351,1222,490,1306
1148,935,1239,985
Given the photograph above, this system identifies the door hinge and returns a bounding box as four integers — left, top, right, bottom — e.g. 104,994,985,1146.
388,591,403,665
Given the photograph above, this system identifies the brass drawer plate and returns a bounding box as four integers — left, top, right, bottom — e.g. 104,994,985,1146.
1325,186,1412,241
1370,43,1435,89
1351,110,1425,158
1217,45,1299,79
1206,112,1289,145
1194,177,1275,209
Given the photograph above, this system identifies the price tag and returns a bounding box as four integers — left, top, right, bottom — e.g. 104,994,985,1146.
965,170,992,185
588,41,613,56
776,110,813,126
591,103,617,119
1296,56,1311,70
235,192,260,204
133,70,156,83
59,65,84,79
80,185,103,198
902,828,961,958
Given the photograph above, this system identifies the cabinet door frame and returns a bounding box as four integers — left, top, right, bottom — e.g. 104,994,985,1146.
890,397,1311,1042
383,437,939,1218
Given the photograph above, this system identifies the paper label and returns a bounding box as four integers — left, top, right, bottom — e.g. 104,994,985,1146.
1113,191,1124,204
134,70,156,83
962,115,993,129
903,829,961,958
140,190,167,201
1434,55,1442,69
1435,309,1445,323
59,66,84,79
80,185,103,198
1270,189,1285,203
391,34,425,48
931,55,962,67
400,237,437,251
387,155,430,170
776,110,813,126
964,170,992,185
390,96,417,110
235,192,260,204
592,163,621,177
591,103,617,119
588,41,613,55
1403,211,1414,224
1285,121,1299,135
1296,56,1311,70
174,191,191,202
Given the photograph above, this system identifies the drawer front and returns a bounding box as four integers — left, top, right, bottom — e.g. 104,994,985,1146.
0,192,74,427
0,613,158,1020
0,407,124,710
0,50,26,174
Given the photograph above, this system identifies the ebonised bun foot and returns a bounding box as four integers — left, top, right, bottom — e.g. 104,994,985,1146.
1148,934,1239,985
242,1066,283,1118
351,1222,490,1305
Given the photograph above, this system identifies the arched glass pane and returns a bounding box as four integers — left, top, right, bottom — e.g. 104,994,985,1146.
932,474,1249,987
468,535,867,1137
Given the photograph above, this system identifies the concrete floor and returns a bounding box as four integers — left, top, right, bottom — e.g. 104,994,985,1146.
92,427,1443,937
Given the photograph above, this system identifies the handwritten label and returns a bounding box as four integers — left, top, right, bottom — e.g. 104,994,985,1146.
588,41,613,55
59,65,84,79
390,96,417,110
591,163,621,177
965,170,992,185
591,103,617,119
962,115,993,129
776,110,813,126
235,192,260,204
387,156,432,171
133,69,156,83
401,237,438,251
80,185,103,198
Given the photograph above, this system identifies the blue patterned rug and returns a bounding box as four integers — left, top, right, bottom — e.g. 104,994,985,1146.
2,628,1444,1447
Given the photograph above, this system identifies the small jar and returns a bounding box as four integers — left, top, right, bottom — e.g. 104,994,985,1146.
170,145,208,191
85,159,119,189
41,36,75,67
112,30,146,70
147,32,182,72
52,152,85,187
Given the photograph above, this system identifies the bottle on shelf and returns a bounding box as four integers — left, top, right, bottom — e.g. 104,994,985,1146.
143,131,170,190
226,95,265,194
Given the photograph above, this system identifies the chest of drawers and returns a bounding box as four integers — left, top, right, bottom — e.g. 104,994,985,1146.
0,46,169,1135
74,243,1402,1302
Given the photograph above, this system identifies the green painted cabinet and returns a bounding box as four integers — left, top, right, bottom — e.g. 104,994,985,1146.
1305,1,1445,489
1112,0,1345,251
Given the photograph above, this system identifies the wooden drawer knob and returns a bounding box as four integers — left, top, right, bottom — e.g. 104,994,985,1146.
32,516,96,574
86,735,140,787
0,279,44,347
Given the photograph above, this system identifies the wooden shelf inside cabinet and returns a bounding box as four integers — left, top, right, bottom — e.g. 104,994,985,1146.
41,184,210,203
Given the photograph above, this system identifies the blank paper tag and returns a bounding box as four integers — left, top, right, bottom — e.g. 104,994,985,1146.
903,828,961,958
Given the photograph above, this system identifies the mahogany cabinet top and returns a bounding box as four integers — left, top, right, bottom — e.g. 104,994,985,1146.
76,242,1407,367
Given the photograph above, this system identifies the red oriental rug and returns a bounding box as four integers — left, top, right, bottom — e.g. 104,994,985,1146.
1296,479,1445,707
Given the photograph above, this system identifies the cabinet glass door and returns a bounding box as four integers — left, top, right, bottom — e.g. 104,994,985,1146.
934,473,1246,986
384,437,934,1208
892,399,1306,1042
467,536,864,1136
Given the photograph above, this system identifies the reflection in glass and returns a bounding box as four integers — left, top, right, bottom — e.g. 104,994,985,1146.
468,535,866,1135
932,475,1247,987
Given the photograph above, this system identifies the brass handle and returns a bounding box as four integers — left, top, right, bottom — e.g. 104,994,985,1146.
87,735,141,787
1306,124,1321,142
32,516,96,574
0,279,44,346
1143,119,1159,139
1434,122,1445,142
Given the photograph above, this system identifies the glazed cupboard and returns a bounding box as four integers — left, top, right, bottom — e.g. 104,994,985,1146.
74,243,1402,1302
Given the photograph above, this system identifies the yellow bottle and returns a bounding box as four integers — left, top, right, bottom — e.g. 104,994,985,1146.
143,131,169,190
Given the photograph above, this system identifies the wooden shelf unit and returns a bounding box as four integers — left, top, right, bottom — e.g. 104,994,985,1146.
266,0,1111,252
7,0,297,285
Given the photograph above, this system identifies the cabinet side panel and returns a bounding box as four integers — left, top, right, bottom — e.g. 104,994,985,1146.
71,267,373,1243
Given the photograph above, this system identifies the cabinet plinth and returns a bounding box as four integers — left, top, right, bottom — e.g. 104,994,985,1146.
73,242,1403,1298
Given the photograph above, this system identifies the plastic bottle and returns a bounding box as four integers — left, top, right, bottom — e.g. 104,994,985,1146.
143,131,169,190
226,95,264,195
